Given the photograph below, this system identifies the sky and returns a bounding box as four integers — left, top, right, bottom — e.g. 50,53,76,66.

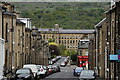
0,0,112,2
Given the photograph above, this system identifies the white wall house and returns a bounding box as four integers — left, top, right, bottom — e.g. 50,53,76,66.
17,18,32,29
0,38,5,79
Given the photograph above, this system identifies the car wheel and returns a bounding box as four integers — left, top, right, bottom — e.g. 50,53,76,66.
73,73,76,76
37,75,40,79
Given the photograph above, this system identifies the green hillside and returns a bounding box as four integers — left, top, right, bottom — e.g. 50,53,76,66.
12,2,110,29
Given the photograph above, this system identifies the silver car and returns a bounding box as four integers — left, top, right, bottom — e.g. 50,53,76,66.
79,70,97,80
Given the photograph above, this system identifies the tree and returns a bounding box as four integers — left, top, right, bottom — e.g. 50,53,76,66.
48,38,55,43
59,44,66,56
49,45,60,56
49,42,60,58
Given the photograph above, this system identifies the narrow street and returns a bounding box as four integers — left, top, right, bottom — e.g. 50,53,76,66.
1,1,120,80
41,57,78,80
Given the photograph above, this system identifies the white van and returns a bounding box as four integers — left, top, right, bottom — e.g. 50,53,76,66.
23,64,38,78
0,38,5,79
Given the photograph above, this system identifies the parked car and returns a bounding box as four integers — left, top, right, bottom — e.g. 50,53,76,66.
60,62,66,67
67,56,70,59
47,65,54,74
36,65,45,77
64,58,69,64
73,67,84,76
79,70,97,80
52,65,58,72
23,64,38,78
13,68,34,80
49,60,53,65
56,56,61,60
43,66,49,75
51,58,55,64
37,65,49,77
53,65,60,72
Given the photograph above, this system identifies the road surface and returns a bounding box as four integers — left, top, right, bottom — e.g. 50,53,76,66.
41,57,79,80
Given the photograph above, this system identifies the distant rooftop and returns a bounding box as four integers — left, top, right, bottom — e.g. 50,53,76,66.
16,19,26,25
17,18,31,20
3,11,15,16
38,28,95,34
78,40,89,49
94,18,106,28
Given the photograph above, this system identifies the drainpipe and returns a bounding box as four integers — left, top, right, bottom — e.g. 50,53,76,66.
95,28,98,76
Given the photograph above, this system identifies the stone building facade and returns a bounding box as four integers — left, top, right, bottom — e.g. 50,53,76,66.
39,28,95,51
0,2,49,77
89,1,120,79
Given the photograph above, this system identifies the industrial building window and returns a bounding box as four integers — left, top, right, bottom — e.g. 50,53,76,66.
76,40,77,43
73,40,75,43
68,40,69,43
59,40,61,44
68,46,69,48
65,45,66,48
62,40,63,43
85,51,88,56
79,50,82,55
67,36,69,39
76,37,77,39
65,40,66,43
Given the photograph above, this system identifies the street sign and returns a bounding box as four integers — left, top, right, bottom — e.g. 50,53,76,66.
110,55,118,61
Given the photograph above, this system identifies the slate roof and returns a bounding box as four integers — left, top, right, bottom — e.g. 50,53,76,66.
78,42,89,49
38,28,95,34
94,18,106,28
3,11,15,16
16,19,26,25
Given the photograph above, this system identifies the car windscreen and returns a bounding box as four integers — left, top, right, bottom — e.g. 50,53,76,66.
43,66,47,69
48,65,52,68
37,65,42,69
81,70,94,75
76,67,83,70
16,69,30,74
23,66,38,72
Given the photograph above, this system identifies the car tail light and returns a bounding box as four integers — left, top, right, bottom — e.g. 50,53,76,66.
40,69,43,72
49,69,52,72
